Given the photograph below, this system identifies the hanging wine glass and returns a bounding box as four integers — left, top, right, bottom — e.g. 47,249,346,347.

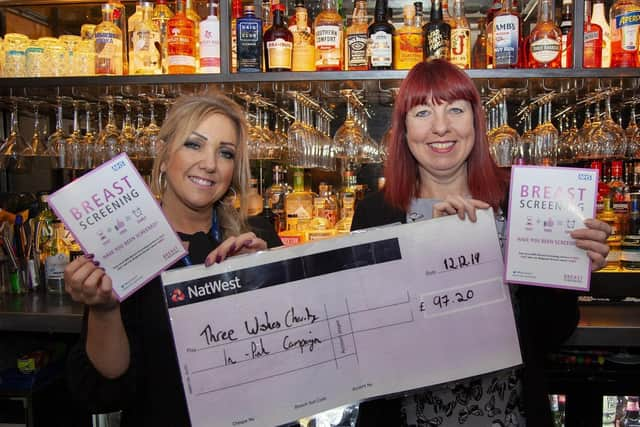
66,99,85,180
532,100,559,166
21,99,51,171
333,89,364,162
512,107,534,165
81,102,96,175
287,93,307,168
557,110,579,165
47,96,68,173
144,99,162,160
119,98,137,157
95,95,121,166
0,99,30,172
589,93,626,160
625,101,640,158
488,94,519,167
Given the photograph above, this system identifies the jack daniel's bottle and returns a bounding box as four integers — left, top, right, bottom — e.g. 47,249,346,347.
423,0,451,60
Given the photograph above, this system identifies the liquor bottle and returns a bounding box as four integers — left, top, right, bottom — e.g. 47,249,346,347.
423,0,451,60
152,0,174,74
591,0,611,66
128,1,144,69
584,0,603,67
262,0,273,31
345,0,369,70
450,0,471,68
185,0,201,71
108,0,128,74
247,178,264,216
34,193,55,279
560,0,573,67
237,5,263,72
199,2,221,73
393,4,423,69
131,2,161,74
290,0,316,71
266,165,287,232
284,167,314,232
415,1,424,27
368,0,394,69
230,0,243,72
95,3,124,75
597,195,622,270
9,215,28,294
621,195,640,270
528,0,561,68
167,0,197,73
315,182,339,226
314,0,343,71
610,0,640,67
492,0,520,68
472,17,488,68
265,4,294,71
622,396,640,426
442,0,453,24
485,0,503,68
44,221,70,295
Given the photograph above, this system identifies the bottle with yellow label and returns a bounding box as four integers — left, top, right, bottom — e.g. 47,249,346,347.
393,4,423,69
290,0,316,71
450,0,471,68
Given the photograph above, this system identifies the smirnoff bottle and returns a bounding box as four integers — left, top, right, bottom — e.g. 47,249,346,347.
528,0,562,67
492,0,520,68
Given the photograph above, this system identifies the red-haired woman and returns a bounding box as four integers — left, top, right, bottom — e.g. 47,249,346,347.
352,60,611,427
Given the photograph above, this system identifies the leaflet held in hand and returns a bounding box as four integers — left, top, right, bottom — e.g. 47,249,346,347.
47,153,186,301
505,165,598,291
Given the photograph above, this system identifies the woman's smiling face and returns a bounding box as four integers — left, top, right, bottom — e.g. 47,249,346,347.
161,113,237,213
405,99,475,181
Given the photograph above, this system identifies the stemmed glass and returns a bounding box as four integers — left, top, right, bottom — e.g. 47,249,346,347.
287,93,307,168
0,99,30,172
144,99,162,160
625,101,640,158
588,93,626,160
95,95,121,166
557,111,580,165
47,96,68,173
575,103,594,162
66,99,85,179
333,89,364,162
512,108,534,165
82,102,97,174
532,100,559,166
22,100,52,171
119,98,137,157
488,95,519,167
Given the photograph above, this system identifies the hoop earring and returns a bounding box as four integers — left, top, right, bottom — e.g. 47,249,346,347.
222,186,237,206
157,171,167,196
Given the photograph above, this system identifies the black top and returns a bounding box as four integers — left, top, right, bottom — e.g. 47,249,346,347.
66,217,282,426
351,191,579,427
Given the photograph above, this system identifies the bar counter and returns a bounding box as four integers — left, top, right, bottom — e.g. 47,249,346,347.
0,292,83,334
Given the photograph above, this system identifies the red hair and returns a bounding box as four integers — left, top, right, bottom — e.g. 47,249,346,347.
383,60,508,212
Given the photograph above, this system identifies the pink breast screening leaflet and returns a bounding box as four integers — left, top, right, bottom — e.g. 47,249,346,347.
162,210,522,427
505,166,598,291
47,153,186,301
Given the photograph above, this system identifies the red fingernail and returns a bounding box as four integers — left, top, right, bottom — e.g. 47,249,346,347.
229,243,236,253
85,254,95,259
244,240,254,247
204,257,212,267
215,255,222,263
93,260,100,267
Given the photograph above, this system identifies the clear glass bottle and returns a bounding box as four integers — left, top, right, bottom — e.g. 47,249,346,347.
44,221,70,294
95,3,124,75
591,0,611,67
267,165,287,232
167,0,197,74
450,0,471,68
528,0,562,68
345,0,369,70
314,0,343,70
393,4,423,69
131,2,161,74
291,0,316,71
152,0,174,74
247,178,264,216
610,0,640,67
472,17,488,68
108,0,128,73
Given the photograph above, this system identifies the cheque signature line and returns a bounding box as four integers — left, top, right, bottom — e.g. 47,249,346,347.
195,357,355,396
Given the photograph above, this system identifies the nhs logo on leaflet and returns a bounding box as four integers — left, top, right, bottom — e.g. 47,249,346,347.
578,173,593,181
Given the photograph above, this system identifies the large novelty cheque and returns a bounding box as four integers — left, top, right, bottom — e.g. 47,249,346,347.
162,209,522,427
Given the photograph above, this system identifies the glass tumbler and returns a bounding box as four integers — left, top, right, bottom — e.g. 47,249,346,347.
26,38,45,77
4,33,29,77
59,35,81,75
39,37,66,76
73,39,96,75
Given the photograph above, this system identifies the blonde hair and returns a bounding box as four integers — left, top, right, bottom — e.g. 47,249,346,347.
151,93,250,239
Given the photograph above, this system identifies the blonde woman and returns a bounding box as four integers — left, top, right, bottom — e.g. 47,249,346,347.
65,94,277,426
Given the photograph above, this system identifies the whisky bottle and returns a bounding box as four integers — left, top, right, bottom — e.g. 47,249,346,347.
591,0,611,66
265,3,294,71
450,0,471,68
393,4,423,69
284,167,314,232
267,165,287,232
290,0,316,71
314,0,343,70
237,5,263,72
167,0,197,73
610,0,640,67
423,0,451,60
368,0,394,69
485,0,503,68
492,0,520,68
528,0,561,68
472,17,488,68
199,2,221,73
152,0,174,74
583,0,603,67
597,196,622,270
345,0,369,70
230,0,243,72
95,3,124,75
560,0,573,67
